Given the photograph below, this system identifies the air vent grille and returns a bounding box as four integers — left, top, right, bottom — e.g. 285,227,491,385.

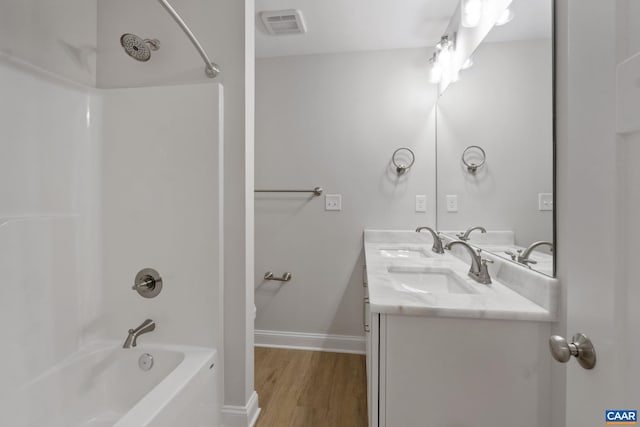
260,9,307,36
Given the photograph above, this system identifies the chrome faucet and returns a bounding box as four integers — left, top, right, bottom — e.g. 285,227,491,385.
415,226,444,254
506,241,554,267
123,319,155,349
456,226,487,241
445,240,493,284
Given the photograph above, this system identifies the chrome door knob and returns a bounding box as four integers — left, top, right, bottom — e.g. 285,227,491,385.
549,333,596,369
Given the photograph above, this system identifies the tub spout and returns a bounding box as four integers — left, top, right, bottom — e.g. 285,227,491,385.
123,319,155,349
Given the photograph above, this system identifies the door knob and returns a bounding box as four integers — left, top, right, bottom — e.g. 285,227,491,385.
549,333,596,369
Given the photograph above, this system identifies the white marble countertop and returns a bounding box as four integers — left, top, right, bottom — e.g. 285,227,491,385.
364,230,558,322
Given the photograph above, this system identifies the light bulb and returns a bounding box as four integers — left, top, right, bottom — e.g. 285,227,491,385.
429,62,443,84
462,0,483,28
438,47,451,65
495,7,514,26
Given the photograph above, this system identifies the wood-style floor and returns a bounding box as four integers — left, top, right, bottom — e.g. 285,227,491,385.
254,347,368,427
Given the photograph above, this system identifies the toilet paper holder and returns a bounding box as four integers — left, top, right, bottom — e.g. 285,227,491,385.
264,271,292,282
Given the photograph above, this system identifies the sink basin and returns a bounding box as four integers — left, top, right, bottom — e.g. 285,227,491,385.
378,247,430,259
387,266,476,294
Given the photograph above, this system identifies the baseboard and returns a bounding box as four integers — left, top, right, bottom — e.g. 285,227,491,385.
222,391,261,427
255,329,366,354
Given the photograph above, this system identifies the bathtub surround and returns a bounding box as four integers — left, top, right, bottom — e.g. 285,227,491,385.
0,60,225,425
101,83,223,349
100,0,257,423
0,56,101,402
98,80,224,424
1,0,247,423
255,48,437,352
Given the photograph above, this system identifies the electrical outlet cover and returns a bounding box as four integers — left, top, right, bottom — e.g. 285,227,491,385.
446,195,458,212
538,193,553,211
325,194,342,211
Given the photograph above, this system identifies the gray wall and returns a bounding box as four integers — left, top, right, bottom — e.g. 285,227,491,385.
0,0,97,86
436,39,553,246
255,48,437,337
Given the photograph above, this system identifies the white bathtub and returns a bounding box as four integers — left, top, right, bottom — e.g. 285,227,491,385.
1,342,219,427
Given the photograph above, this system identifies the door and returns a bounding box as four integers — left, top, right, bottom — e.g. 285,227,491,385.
559,0,639,425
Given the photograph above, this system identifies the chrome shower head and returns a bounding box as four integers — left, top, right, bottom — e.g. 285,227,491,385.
120,33,160,62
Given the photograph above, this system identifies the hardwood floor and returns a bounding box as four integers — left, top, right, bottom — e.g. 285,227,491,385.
254,347,368,427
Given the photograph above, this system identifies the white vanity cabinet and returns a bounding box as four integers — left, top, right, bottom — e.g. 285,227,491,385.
363,230,558,427
366,313,551,427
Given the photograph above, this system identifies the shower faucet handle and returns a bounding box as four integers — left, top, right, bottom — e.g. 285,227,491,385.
132,268,163,298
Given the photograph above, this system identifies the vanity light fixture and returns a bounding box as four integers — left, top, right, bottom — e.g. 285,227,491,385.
495,7,514,26
435,0,513,94
428,35,457,85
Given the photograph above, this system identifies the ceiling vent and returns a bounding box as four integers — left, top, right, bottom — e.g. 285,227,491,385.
260,9,307,36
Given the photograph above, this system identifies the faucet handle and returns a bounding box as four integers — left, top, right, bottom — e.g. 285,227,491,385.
481,258,494,266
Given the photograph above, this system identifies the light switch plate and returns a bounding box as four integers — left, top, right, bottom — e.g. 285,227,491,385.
325,194,342,211
446,195,458,212
538,193,553,211
415,195,427,213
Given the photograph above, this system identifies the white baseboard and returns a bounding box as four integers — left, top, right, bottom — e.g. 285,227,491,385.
255,329,366,354
222,391,261,427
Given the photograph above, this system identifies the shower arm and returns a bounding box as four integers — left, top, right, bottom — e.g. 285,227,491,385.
157,0,220,78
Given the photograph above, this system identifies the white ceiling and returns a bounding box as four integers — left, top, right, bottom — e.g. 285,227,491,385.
255,0,552,58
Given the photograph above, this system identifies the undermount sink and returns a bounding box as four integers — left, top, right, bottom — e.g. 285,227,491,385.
378,247,430,259
387,266,476,294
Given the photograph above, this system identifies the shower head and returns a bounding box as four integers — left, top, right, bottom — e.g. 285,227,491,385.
120,33,160,62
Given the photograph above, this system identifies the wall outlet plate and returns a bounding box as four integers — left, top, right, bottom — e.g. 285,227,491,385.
325,194,342,211
415,195,427,213
538,193,553,211
446,195,458,212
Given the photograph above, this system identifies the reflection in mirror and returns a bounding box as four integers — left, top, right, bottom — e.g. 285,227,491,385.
435,0,554,276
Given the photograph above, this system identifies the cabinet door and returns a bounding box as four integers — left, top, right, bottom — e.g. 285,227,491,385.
384,315,550,427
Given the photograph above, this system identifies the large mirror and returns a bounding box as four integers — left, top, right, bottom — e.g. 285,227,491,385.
435,0,555,276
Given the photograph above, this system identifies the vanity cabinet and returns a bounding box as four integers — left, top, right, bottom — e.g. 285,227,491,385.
366,312,551,427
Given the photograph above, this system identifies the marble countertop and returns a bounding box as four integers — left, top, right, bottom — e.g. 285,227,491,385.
364,230,558,322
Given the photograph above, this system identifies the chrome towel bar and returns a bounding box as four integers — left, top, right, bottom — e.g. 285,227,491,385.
255,187,323,196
